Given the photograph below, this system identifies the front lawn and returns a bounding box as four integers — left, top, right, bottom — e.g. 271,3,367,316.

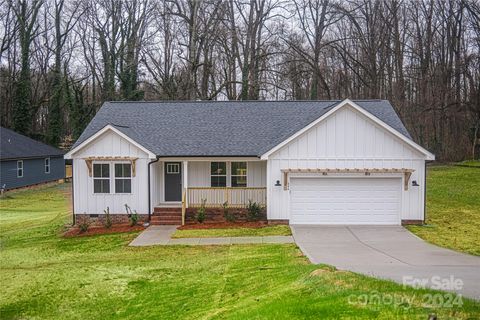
172,225,292,238
408,162,480,256
1,183,479,319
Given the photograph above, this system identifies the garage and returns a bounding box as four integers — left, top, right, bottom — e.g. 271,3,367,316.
289,177,401,225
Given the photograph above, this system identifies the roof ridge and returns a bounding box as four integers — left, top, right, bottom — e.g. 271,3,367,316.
105,99,386,104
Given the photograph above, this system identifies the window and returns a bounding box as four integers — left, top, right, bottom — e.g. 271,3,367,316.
115,163,132,193
166,163,180,174
211,162,227,187
17,160,23,178
93,163,110,193
45,158,50,174
231,162,247,187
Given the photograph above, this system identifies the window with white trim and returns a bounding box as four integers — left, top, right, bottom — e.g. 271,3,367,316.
231,162,247,187
166,163,180,174
115,163,132,193
93,163,110,193
45,158,50,173
211,162,227,187
17,160,23,178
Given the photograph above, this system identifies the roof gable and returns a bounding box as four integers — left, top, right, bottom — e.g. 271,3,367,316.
261,99,435,160
71,100,420,158
0,127,64,160
64,125,156,159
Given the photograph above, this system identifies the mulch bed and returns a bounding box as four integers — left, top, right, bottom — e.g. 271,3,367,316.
178,221,269,230
63,224,145,237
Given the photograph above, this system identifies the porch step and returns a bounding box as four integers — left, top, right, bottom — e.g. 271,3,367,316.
151,220,181,225
153,207,182,213
151,207,182,225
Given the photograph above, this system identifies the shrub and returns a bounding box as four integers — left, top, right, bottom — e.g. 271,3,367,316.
103,207,112,229
223,201,235,222
125,204,139,226
246,200,263,221
197,199,206,223
78,215,90,233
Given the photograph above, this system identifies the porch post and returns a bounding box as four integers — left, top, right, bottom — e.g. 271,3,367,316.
182,161,188,207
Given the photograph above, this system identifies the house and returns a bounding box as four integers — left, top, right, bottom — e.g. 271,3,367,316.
64,99,434,225
0,127,65,190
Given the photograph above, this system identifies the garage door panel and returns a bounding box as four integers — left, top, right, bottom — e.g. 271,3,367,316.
290,178,401,225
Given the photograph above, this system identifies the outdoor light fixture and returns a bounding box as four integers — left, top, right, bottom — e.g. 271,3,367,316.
275,180,281,186
412,180,419,187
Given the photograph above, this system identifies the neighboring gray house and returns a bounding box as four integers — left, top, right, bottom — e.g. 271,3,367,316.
66,99,434,226
0,127,65,190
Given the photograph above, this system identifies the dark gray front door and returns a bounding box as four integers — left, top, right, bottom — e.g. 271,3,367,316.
164,162,182,201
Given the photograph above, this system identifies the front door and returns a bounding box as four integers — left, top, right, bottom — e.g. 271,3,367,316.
164,162,182,201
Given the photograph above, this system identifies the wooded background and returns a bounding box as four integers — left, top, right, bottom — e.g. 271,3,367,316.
0,0,479,161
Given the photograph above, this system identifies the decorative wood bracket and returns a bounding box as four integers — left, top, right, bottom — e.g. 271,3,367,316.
84,156,139,177
404,171,412,191
85,159,93,177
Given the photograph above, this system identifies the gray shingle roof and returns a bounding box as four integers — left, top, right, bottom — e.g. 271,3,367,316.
73,100,411,157
0,127,64,160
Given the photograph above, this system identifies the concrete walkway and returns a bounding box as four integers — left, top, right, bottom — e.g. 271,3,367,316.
129,225,177,246
291,225,480,300
129,225,294,246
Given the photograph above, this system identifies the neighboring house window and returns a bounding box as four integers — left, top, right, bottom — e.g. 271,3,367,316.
231,162,247,187
115,163,132,193
45,158,50,174
211,162,227,187
93,163,110,193
17,160,23,178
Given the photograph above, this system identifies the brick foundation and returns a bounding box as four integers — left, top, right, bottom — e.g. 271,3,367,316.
185,207,266,223
401,219,424,225
75,214,149,226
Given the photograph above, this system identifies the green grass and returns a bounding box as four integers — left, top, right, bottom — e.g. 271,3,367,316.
455,160,480,167
408,163,480,256
1,184,479,319
172,225,292,238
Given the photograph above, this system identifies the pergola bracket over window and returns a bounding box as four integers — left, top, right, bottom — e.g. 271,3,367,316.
84,157,138,177
280,168,415,191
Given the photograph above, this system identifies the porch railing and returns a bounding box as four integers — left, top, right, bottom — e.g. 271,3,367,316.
187,187,267,208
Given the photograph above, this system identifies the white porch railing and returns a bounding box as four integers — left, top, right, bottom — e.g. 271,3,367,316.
187,187,266,208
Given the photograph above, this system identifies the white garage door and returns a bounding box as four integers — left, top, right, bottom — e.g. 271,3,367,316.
290,177,401,225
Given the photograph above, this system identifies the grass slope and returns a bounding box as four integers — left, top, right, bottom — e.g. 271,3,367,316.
172,225,292,238
0,183,479,319
408,163,480,256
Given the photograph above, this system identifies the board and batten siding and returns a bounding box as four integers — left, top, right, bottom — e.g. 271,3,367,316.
266,105,427,221
72,130,150,215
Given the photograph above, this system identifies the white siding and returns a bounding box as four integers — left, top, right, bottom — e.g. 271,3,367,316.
186,161,266,188
267,106,427,222
247,161,267,187
72,130,150,215
188,161,210,187
150,161,162,207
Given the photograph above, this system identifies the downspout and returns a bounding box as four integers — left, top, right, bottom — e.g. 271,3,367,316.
71,161,75,226
148,156,160,221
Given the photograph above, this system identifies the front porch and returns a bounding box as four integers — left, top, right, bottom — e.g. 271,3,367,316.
150,159,267,225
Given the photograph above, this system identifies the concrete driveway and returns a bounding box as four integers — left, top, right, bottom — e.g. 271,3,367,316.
291,225,480,300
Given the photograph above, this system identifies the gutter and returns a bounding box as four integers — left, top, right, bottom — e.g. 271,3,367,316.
147,156,160,221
